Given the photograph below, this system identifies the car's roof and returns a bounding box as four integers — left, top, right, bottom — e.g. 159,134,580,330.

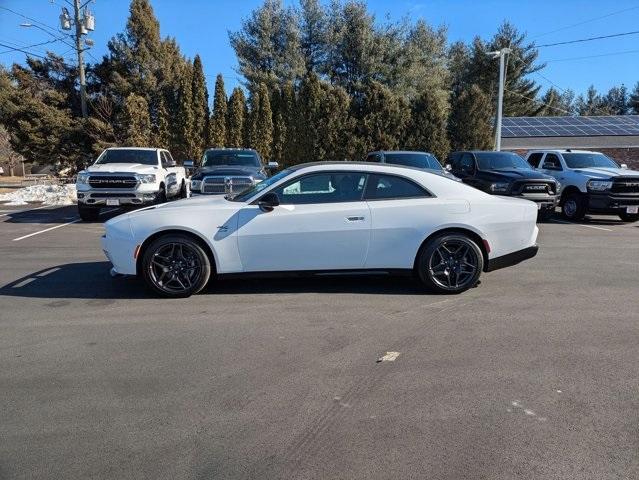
368,150,436,155
453,150,517,154
204,148,257,152
527,149,598,154
106,147,163,151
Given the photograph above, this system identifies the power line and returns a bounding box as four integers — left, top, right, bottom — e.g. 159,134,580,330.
531,5,639,40
536,30,639,48
0,36,70,55
505,88,573,116
546,49,639,63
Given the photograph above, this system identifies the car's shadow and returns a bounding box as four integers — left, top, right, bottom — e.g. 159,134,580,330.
0,262,425,300
1,205,124,224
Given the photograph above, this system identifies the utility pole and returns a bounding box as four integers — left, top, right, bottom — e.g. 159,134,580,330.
488,48,511,151
59,2,95,119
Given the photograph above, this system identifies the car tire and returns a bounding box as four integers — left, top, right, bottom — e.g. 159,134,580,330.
619,212,639,222
155,187,167,204
141,234,212,298
78,205,100,222
561,193,586,221
179,180,188,199
416,233,483,294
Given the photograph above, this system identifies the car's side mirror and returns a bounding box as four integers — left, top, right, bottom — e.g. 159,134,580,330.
620,163,628,169
258,192,280,212
266,161,279,172
183,160,195,175
445,164,452,171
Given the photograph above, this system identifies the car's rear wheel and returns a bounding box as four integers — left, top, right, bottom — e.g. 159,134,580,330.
155,186,167,204
416,233,483,294
561,192,586,221
78,205,100,222
141,234,211,298
619,212,639,222
179,180,188,199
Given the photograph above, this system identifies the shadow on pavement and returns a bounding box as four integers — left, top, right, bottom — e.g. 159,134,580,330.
1,205,124,224
0,262,425,299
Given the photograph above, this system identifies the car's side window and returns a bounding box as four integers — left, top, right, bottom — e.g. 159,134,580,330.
460,153,476,175
527,152,543,168
542,153,562,170
366,154,382,163
364,174,430,200
270,172,367,204
160,151,170,168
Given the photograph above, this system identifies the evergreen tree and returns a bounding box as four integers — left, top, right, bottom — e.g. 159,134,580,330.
174,66,197,160
448,84,493,151
405,88,450,162
602,85,628,115
298,0,327,74
248,83,274,160
226,87,246,147
210,74,227,147
629,82,639,114
152,94,170,147
279,81,298,165
575,85,607,116
272,111,286,163
296,73,324,160
191,55,209,152
318,81,353,160
121,93,151,146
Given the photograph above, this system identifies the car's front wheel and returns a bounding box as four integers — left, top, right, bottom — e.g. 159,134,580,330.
141,234,212,298
619,212,639,222
416,233,483,294
561,192,586,221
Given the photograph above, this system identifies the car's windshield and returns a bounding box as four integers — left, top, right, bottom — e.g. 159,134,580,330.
384,153,442,170
563,152,619,169
202,150,260,167
228,168,294,202
475,152,532,170
95,149,158,166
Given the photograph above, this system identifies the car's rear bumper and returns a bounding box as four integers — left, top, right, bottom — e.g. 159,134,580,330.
485,245,539,272
587,193,639,214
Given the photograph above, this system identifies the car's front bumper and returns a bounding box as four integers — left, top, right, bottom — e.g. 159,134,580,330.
77,188,159,207
101,216,137,275
587,192,639,214
485,245,539,272
513,193,559,210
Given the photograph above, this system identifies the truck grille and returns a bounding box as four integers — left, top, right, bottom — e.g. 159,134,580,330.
202,176,253,194
88,175,138,189
512,181,556,195
611,177,639,194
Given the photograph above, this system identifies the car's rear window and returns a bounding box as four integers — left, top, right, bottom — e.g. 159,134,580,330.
383,153,442,170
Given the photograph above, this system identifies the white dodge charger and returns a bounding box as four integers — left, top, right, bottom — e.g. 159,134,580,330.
102,162,539,297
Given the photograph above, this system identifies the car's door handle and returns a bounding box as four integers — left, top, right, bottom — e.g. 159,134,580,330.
346,216,365,222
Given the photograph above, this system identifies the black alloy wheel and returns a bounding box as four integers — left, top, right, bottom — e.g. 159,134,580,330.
141,234,211,297
561,192,586,221
417,234,483,294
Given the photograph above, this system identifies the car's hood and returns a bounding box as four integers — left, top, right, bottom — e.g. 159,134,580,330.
86,163,158,174
193,166,262,178
572,167,639,179
481,169,556,181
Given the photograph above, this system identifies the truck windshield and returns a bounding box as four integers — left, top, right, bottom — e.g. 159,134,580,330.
228,169,293,202
202,151,260,167
95,149,158,166
475,152,532,170
384,153,442,170
563,153,619,169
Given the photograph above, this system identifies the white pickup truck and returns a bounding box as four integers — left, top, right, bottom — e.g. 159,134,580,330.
75,147,188,221
525,149,639,222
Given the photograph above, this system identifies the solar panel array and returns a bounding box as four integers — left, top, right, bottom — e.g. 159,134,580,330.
502,116,639,138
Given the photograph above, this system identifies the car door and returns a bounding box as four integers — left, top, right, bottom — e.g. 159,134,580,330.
455,153,482,189
364,173,444,269
539,153,564,182
236,171,371,272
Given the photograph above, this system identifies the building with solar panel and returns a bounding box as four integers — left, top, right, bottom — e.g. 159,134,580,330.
501,116,639,169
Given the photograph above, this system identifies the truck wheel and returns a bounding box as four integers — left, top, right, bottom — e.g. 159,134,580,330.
619,212,639,222
155,187,167,204
416,233,483,294
179,180,187,199
561,193,586,221
78,205,100,222
141,234,212,298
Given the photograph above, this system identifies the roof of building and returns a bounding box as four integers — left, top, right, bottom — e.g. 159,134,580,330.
502,116,639,138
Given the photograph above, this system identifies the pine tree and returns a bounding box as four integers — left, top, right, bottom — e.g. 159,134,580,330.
191,55,209,152
226,87,246,147
629,82,639,114
210,74,227,147
152,94,170,147
541,87,575,116
448,84,493,151
296,73,324,160
121,93,151,146
602,85,628,115
405,88,450,162
175,66,197,160
272,111,286,163
575,86,607,116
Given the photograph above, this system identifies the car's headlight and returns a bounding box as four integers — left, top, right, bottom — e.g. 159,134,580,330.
587,180,613,191
136,174,156,184
76,172,89,184
490,182,510,193
190,179,202,191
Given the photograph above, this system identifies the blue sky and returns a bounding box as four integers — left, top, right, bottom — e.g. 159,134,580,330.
1,0,639,100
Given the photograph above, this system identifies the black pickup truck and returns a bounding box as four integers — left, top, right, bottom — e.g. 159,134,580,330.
446,151,560,219
189,148,278,196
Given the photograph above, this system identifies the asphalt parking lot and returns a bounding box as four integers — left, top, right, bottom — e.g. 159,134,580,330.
1,204,638,480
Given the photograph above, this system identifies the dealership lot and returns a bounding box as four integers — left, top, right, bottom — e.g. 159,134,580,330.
1,205,638,479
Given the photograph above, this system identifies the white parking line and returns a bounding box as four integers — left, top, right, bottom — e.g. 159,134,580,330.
12,208,118,242
550,219,613,231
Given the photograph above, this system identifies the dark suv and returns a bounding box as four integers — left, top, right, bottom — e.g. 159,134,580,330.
189,148,278,195
365,151,460,181
446,151,560,219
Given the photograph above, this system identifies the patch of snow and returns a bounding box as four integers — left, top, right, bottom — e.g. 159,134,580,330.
0,184,77,206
